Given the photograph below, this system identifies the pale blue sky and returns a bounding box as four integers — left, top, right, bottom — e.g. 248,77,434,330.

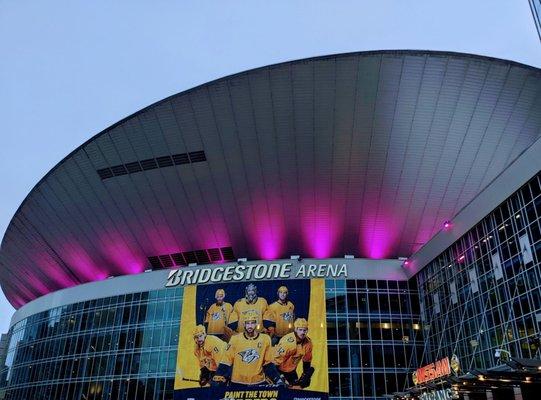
1,0,540,333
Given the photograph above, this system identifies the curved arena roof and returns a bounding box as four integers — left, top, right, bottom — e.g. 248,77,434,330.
2,50,541,308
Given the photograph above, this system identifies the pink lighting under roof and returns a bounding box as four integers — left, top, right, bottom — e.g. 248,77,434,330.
2,50,541,307
247,199,285,260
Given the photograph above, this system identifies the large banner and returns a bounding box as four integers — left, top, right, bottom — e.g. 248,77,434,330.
174,279,328,400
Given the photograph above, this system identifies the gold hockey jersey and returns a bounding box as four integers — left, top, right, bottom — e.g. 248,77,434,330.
274,332,313,373
221,332,274,384
204,302,233,335
193,334,227,372
266,300,295,337
230,297,268,333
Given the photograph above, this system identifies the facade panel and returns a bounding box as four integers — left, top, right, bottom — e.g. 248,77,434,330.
0,278,421,400
416,172,541,371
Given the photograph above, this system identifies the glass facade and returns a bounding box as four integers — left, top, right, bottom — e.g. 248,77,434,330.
416,172,541,371
326,279,422,399
3,167,539,399
0,279,421,400
1,289,183,400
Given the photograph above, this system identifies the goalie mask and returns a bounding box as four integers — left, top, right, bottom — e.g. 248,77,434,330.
245,283,258,303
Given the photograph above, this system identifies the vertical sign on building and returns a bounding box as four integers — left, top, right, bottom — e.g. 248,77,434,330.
519,233,533,264
491,252,503,280
468,269,479,293
450,281,458,305
433,293,440,314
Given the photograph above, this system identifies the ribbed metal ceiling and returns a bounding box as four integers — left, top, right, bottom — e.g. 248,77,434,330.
2,50,541,307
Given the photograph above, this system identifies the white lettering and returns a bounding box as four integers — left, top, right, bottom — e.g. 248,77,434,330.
223,265,234,281
210,267,224,283
199,268,212,284
254,264,267,279
233,265,244,280
295,264,306,278
165,262,348,287
280,263,292,278
267,264,279,279
182,269,194,285
192,268,201,283
328,264,337,277
419,388,452,400
245,264,257,280
166,269,180,287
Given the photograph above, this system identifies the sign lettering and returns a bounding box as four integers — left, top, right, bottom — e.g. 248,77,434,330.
413,357,451,385
166,262,348,287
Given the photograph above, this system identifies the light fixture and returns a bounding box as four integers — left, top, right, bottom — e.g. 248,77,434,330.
144,268,152,273
290,255,300,260
443,220,451,229
237,258,247,264
188,262,197,267
344,255,354,259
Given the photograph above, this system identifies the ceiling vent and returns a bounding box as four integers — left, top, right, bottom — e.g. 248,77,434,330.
97,150,207,181
147,246,235,270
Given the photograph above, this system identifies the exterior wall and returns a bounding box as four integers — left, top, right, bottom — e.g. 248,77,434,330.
326,279,422,398
0,334,8,400
416,171,541,370
0,275,421,400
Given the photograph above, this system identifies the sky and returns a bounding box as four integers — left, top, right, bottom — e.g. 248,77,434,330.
0,0,540,334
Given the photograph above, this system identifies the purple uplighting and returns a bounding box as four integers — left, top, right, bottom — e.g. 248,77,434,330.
360,216,397,260
5,50,535,308
302,211,337,259
247,199,285,260
99,240,145,275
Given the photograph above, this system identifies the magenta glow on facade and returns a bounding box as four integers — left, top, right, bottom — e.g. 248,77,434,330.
247,199,285,260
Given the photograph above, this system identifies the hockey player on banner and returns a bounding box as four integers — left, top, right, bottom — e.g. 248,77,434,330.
192,325,227,386
212,310,285,386
274,318,315,389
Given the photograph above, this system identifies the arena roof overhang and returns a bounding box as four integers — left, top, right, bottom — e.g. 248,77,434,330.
2,50,541,308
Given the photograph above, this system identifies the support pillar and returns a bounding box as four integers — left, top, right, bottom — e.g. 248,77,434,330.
513,386,523,400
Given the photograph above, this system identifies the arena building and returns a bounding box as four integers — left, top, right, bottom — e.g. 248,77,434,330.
1,50,541,400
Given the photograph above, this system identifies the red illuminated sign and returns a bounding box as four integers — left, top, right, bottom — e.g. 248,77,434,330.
413,357,451,384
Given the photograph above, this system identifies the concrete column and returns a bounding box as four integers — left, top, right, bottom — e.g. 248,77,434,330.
485,390,493,400
463,394,469,400
513,386,523,400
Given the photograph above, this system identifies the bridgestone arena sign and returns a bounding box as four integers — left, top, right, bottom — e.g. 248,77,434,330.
165,262,348,287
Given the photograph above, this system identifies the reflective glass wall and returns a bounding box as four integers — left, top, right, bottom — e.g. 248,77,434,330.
416,172,541,370
0,279,421,400
1,289,183,400
325,279,422,399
